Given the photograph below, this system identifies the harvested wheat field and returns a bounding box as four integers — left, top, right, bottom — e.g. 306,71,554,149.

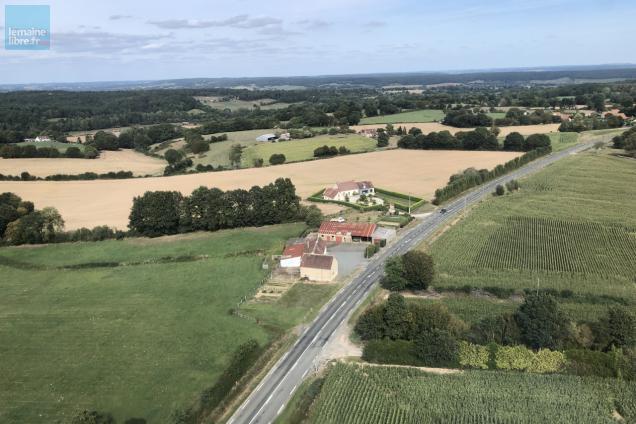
351,122,561,137
0,149,521,230
0,150,166,177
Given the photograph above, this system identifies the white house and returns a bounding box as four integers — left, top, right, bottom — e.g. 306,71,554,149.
323,181,375,202
280,237,328,268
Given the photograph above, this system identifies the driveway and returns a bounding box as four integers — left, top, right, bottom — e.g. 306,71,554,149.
328,243,368,277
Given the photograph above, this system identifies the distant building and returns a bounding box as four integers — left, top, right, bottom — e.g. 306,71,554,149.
278,132,291,141
323,180,375,202
300,254,338,282
318,221,377,243
23,135,52,143
256,133,278,142
359,128,378,138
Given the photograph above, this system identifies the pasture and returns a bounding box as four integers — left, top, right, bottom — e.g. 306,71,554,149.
0,223,315,423
240,134,376,167
17,141,86,152
307,363,635,424
424,151,636,304
0,149,166,177
359,109,445,124
0,149,520,230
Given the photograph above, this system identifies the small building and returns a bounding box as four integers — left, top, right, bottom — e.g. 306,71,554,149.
359,128,378,138
278,132,291,141
318,221,377,243
300,253,338,282
256,133,278,142
323,181,375,202
24,135,52,143
280,237,328,268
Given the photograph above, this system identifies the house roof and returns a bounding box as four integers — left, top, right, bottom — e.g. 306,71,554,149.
301,253,334,270
282,243,305,258
323,180,375,199
318,221,377,238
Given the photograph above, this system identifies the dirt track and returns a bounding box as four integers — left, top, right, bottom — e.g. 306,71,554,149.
0,150,166,177
0,149,520,230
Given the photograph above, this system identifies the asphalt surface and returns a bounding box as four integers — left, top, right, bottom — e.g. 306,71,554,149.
228,140,595,424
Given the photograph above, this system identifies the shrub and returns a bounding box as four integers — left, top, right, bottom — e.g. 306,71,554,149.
515,292,570,350
495,345,535,371
269,153,286,165
164,148,182,164
495,184,505,196
528,349,567,374
565,348,635,380
365,243,379,258
362,339,419,365
414,329,459,367
401,250,434,290
458,341,489,369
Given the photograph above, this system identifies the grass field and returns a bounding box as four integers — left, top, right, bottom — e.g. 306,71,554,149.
423,150,636,305
306,363,635,423
359,109,445,125
17,141,86,152
487,111,507,120
240,134,377,167
0,223,318,423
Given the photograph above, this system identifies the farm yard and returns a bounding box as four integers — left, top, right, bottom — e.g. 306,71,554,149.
424,150,636,304
0,223,333,423
0,149,521,229
359,109,445,124
305,363,636,424
0,149,167,177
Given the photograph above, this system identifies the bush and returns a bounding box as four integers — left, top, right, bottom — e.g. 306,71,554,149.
458,341,489,369
565,348,635,380
365,243,379,258
313,145,339,157
414,329,459,367
528,349,567,374
495,184,505,196
362,339,419,365
269,153,286,165
164,148,183,164
401,250,434,290
515,292,570,350
495,345,535,371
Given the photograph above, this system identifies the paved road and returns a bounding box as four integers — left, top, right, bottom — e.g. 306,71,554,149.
228,140,595,424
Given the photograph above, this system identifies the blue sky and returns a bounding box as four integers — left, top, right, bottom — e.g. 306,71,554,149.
0,0,634,84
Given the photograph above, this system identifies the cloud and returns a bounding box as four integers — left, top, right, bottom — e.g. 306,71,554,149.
147,15,282,30
362,20,386,28
52,31,170,54
296,19,331,30
109,14,134,21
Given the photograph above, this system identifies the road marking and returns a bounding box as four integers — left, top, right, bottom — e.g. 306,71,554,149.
278,404,285,415
302,369,308,378
290,384,298,394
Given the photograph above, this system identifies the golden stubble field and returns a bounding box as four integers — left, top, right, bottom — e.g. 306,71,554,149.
350,123,561,137
0,149,521,230
0,150,166,177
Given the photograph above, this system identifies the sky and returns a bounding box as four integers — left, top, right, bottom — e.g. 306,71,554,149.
0,0,635,84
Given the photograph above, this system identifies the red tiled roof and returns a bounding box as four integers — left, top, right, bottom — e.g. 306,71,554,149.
301,253,334,270
318,221,377,238
336,181,360,192
305,237,327,254
282,243,304,258
323,187,339,199
323,180,375,199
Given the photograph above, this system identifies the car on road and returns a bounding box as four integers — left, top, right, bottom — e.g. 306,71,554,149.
440,208,448,214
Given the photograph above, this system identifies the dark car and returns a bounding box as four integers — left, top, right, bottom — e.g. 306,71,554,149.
440,208,448,214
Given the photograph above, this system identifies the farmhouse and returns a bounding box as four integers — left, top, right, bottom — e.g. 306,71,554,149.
318,221,377,243
23,135,52,142
280,237,328,268
300,253,338,282
323,180,375,202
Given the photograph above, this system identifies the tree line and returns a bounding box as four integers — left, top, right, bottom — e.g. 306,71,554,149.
128,178,316,237
0,144,97,159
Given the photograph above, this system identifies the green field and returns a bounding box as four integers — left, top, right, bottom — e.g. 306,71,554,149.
0,223,326,423
306,363,635,424
196,97,291,111
547,132,579,152
487,111,507,120
359,109,445,124
17,141,85,152
241,134,376,167
424,150,636,305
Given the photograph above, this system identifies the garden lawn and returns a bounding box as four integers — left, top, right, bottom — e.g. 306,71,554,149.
360,109,444,125
0,223,307,424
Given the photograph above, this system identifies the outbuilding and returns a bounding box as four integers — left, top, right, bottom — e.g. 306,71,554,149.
300,254,338,282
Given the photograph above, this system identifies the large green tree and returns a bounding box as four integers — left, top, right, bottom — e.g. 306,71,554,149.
128,191,184,237
401,251,435,290
514,293,570,350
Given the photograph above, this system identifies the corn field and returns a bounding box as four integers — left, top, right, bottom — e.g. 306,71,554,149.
473,216,636,275
308,363,635,424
